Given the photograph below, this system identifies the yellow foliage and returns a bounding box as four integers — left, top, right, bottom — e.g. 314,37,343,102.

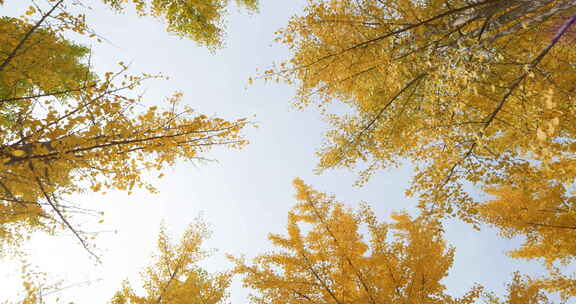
0,16,93,110
3,260,66,304
479,181,576,266
476,180,576,300
102,0,259,49
110,219,231,304
231,178,482,304
0,5,248,250
270,0,576,224
484,272,551,304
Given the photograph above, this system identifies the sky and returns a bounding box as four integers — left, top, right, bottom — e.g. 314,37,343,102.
0,1,553,303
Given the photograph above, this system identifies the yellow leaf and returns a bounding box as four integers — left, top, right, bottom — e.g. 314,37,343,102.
537,128,547,142
11,150,26,157
544,89,555,109
25,6,35,15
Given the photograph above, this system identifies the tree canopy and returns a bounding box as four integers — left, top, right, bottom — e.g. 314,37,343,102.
102,0,258,48
111,220,231,304
0,16,93,127
0,0,248,255
2,0,576,303
269,0,576,224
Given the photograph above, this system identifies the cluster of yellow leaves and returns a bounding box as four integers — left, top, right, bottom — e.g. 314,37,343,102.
478,183,576,301
270,0,576,224
7,220,229,304
0,68,247,247
3,260,67,304
0,16,93,126
483,272,551,304
102,0,258,49
479,184,576,266
110,219,231,304
0,1,248,251
5,181,555,304
231,179,483,304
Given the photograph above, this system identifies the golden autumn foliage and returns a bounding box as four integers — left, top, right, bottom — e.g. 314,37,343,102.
0,16,93,119
0,71,247,251
110,220,231,304
5,221,230,304
0,2,94,128
4,182,559,304
231,178,483,304
268,1,576,299
479,184,576,266
102,0,259,49
2,0,576,302
478,185,576,300
0,1,247,254
269,0,576,223
4,262,67,304
483,272,551,304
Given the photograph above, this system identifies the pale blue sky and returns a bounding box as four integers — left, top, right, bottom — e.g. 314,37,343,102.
0,1,551,303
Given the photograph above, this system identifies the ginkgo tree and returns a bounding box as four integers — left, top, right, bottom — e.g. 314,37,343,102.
102,0,259,49
110,219,231,304
231,178,484,304
269,0,576,224
0,71,247,256
483,272,552,304
2,0,258,49
0,0,249,257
